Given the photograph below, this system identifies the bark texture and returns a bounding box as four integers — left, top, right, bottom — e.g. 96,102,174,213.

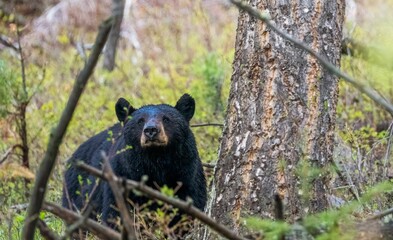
211,0,345,233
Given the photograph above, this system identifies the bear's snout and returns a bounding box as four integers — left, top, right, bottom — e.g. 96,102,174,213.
140,120,168,148
143,125,160,140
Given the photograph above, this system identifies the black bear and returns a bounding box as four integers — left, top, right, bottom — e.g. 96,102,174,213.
62,94,207,229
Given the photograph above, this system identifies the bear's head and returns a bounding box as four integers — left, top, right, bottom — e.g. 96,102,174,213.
115,94,195,150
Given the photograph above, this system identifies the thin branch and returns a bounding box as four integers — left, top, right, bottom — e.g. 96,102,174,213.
77,162,249,240
202,162,216,169
366,207,393,221
37,219,60,240
61,205,94,240
0,34,18,51
0,144,23,164
21,18,113,240
229,0,393,117
191,123,224,128
16,25,27,98
101,151,137,240
332,159,360,201
42,202,121,240
382,122,393,178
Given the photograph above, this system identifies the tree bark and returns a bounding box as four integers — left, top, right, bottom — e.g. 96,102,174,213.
210,0,345,234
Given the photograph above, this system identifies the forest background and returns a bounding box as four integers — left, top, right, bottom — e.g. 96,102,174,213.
0,0,393,239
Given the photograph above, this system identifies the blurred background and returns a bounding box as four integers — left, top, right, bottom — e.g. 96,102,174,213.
0,0,393,238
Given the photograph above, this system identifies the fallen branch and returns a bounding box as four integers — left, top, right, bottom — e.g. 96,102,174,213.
42,202,121,240
229,0,393,116
367,207,393,221
21,17,113,240
76,162,249,240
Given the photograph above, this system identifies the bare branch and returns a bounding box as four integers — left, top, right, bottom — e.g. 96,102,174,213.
0,144,23,164
37,219,60,240
42,202,121,240
191,123,224,128
0,34,18,51
61,204,94,240
101,151,137,240
21,18,113,240
229,0,393,116
367,207,393,221
77,162,249,240
202,162,216,169
16,25,27,99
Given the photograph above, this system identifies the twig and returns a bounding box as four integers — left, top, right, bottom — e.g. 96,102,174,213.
77,162,249,240
202,162,216,169
229,0,393,116
21,18,113,240
367,207,393,221
61,204,94,240
0,144,23,164
16,25,27,98
37,219,60,240
101,151,137,240
61,205,94,240
332,159,360,201
42,202,121,240
0,34,18,51
191,123,224,128
15,24,30,176
382,122,393,178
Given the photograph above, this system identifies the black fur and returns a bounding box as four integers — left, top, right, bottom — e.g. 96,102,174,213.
62,94,207,228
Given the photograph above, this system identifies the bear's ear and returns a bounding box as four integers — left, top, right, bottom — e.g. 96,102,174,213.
175,94,195,122
116,98,136,123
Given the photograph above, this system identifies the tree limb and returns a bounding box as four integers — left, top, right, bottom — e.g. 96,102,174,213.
367,207,393,221
191,123,224,128
37,219,60,240
42,202,121,240
202,162,216,169
76,162,249,240
0,34,18,51
21,18,113,240
61,204,94,240
101,151,137,240
0,144,23,164
229,0,393,116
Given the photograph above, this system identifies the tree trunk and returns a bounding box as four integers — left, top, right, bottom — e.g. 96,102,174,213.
103,0,125,71
210,0,345,234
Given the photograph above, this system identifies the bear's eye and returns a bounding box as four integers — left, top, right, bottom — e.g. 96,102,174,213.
163,116,170,123
137,118,145,125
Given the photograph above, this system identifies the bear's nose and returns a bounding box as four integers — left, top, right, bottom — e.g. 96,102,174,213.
144,126,159,140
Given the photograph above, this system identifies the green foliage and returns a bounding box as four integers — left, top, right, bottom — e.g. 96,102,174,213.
295,158,324,204
245,182,393,239
340,125,387,152
191,53,227,115
0,60,18,118
0,0,237,238
245,217,291,239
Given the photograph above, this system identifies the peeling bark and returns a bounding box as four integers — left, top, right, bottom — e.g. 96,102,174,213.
211,0,345,234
